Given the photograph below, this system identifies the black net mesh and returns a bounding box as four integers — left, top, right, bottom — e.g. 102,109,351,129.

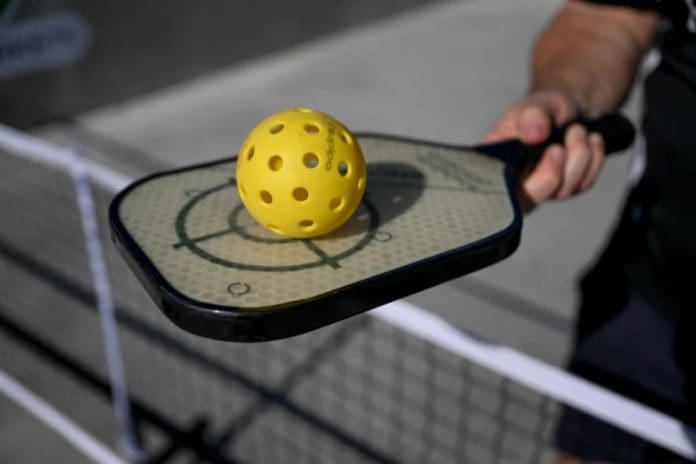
0,146,690,463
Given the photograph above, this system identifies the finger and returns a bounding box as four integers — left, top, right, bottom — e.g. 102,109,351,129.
483,115,519,143
521,144,566,210
579,132,605,191
556,124,592,198
518,105,553,145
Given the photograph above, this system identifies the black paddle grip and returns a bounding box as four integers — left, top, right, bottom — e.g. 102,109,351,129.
545,112,636,156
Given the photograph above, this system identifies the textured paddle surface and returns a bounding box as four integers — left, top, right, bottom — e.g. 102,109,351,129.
116,135,514,310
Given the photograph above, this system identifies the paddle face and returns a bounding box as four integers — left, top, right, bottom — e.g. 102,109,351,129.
110,134,523,341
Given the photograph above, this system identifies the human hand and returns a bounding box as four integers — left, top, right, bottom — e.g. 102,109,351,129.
483,91,605,212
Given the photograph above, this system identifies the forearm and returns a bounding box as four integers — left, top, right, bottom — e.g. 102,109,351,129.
531,1,660,116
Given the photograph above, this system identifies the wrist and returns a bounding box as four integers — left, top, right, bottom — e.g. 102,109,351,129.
529,70,592,119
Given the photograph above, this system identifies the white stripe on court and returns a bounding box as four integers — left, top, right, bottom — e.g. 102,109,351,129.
2,122,696,460
0,369,127,464
372,301,696,460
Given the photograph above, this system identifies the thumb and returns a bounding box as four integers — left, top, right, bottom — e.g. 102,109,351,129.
517,105,553,145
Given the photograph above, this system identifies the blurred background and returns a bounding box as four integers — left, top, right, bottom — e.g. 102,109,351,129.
2,0,675,463
1,0,638,361
1,0,447,128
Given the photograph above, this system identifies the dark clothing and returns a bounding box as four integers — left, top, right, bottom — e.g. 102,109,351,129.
637,19,696,321
638,28,696,424
556,0,696,460
583,0,694,31
587,0,696,302
556,188,691,462
582,0,696,319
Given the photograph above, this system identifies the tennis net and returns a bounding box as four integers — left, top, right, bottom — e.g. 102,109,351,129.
1,123,694,463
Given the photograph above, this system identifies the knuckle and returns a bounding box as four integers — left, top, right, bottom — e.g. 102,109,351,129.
565,124,587,146
579,178,596,192
556,186,572,200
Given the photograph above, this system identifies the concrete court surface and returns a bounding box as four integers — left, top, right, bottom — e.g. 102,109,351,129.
40,0,645,364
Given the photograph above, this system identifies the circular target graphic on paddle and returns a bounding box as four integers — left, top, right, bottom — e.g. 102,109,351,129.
172,180,380,272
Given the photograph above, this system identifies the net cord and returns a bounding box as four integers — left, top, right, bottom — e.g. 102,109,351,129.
1,122,695,459
373,301,696,460
0,123,131,192
0,124,141,462
0,369,128,464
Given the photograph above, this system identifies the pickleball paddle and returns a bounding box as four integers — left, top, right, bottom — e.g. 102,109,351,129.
109,113,635,342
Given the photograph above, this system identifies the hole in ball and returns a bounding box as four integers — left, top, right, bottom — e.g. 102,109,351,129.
304,123,320,134
329,197,343,210
303,153,319,168
299,220,315,229
338,161,349,176
260,191,273,204
340,132,352,144
270,124,284,134
293,187,309,202
246,147,255,161
269,156,283,171
266,224,281,233
357,176,365,191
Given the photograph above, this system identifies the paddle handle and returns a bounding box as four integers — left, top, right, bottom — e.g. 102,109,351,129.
554,113,635,154
528,112,636,162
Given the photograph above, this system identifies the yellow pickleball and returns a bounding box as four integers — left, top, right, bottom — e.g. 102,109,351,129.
236,108,367,238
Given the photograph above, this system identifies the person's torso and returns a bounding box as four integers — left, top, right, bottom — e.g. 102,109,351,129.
633,1,696,316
